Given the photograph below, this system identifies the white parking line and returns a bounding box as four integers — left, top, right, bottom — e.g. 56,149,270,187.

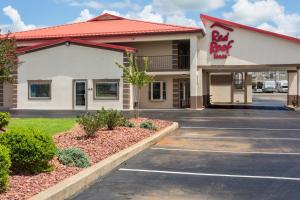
180,127,300,131
119,168,300,181
151,147,300,155
172,136,300,141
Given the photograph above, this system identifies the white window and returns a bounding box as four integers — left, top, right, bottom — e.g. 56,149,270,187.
28,80,51,99
94,80,119,100
149,81,166,101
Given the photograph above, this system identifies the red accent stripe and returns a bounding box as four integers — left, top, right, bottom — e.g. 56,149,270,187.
18,38,136,54
201,14,300,44
210,22,234,32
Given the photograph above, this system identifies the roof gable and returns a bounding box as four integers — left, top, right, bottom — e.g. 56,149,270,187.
200,14,300,45
88,13,124,22
7,13,203,41
18,38,136,54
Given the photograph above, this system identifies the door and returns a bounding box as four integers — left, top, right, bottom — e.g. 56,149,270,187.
179,80,190,108
74,80,87,110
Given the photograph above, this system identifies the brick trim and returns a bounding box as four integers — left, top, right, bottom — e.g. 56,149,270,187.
172,41,178,70
173,79,179,108
122,53,131,109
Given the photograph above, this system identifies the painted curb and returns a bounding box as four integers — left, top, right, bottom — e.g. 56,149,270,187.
29,122,178,200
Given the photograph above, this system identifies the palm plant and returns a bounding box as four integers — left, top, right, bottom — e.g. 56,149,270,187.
116,52,154,117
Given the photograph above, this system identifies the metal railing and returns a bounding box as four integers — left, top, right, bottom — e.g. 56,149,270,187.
136,55,190,71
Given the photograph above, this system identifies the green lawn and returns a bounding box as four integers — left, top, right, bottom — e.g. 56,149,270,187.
8,118,77,136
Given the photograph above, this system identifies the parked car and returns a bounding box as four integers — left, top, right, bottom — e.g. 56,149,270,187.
276,80,288,93
262,81,276,93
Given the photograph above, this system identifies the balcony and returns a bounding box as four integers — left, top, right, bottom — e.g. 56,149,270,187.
136,55,190,72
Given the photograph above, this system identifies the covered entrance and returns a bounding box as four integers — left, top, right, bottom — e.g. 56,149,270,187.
203,65,295,109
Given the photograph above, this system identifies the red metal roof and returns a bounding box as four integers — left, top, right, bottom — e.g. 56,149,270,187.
8,13,203,41
200,14,300,44
18,38,136,54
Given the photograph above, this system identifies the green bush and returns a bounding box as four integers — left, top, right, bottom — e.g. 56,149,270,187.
97,108,123,130
77,113,104,137
119,117,135,128
0,144,11,193
0,128,57,174
0,112,10,130
57,147,90,168
140,121,156,130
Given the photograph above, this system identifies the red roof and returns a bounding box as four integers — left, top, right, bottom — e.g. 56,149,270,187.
18,38,136,54
8,13,203,41
200,14,300,44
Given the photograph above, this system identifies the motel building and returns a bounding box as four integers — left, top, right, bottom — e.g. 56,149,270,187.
1,13,300,111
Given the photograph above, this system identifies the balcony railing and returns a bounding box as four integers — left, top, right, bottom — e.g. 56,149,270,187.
136,55,190,72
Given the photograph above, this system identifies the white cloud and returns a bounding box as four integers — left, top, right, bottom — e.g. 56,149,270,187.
166,13,197,27
0,5,39,33
153,0,225,14
136,5,163,23
83,1,103,9
224,0,283,26
72,9,94,23
224,0,300,37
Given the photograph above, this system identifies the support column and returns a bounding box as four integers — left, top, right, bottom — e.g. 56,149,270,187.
287,70,298,107
297,67,300,107
189,36,203,109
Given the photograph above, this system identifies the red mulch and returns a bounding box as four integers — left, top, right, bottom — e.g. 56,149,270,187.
0,118,172,200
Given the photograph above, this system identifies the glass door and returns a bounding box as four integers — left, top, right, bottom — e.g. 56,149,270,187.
74,80,87,110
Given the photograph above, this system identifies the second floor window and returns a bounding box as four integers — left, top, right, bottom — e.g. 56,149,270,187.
149,81,166,101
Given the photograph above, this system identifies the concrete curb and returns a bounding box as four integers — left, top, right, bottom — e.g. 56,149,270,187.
29,122,179,200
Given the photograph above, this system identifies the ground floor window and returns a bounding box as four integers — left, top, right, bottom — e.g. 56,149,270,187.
233,72,244,90
28,80,51,99
94,80,119,100
149,81,166,101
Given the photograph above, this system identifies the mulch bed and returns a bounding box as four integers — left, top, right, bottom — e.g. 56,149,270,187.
0,118,172,200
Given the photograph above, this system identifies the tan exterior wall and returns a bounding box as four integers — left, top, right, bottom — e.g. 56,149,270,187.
18,44,126,110
121,41,172,56
139,76,174,109
210,73,232,103
199,20,300,66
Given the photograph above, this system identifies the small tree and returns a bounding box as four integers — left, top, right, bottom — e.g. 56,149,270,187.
116,52,154,117
0,33,18,84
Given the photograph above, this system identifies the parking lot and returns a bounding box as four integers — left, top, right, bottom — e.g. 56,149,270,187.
72,108,300,200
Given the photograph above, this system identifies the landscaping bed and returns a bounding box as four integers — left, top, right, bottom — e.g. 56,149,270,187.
0,118,172,200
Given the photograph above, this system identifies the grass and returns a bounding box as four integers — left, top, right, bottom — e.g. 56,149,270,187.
8,118,77,136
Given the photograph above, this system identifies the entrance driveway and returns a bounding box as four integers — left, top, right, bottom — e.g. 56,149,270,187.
72,108,300,200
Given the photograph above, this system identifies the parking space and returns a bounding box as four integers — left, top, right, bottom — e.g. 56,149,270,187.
72,109,300,200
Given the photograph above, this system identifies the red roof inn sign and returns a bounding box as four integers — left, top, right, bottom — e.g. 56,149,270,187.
209,23,234,59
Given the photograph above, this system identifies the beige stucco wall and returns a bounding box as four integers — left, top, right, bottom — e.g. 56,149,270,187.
121,41,172,56
18,44,125,110
199,20,300,66
288,71,298,96
210,73,232,103
139,76,174,109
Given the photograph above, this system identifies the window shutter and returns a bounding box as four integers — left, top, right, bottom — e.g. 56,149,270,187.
163,82,166,100
148,83,152,100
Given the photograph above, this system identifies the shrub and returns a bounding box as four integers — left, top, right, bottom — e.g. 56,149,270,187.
119,117,135,128
0,128,57,174
77,113,104,137
140,121,156,130
0,145,11,193
0,112,10,130
57,147,90,168
97,108,123,130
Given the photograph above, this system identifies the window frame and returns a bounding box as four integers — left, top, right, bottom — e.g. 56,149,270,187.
28,80,52,100
149,81,167,101
233,72,245,90
93,79,120,100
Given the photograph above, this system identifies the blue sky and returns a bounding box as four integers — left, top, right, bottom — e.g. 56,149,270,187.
0,0,300,37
